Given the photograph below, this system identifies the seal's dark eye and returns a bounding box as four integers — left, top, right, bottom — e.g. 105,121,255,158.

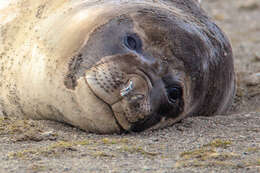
124,34,141,51
167,87,182,103
125,36,137,49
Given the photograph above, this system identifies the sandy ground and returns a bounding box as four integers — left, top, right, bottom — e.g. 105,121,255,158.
0,0,260,172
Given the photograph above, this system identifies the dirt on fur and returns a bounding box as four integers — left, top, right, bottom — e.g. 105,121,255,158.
0,0,259,172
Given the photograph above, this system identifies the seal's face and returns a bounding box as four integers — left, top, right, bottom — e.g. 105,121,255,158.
61,1,235,133
65,7,191,132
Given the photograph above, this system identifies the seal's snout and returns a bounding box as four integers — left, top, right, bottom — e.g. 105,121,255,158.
84,53,186,132
111,74,151,131
120,74,185,132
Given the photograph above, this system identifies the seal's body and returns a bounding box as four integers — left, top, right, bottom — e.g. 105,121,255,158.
0,0,235,133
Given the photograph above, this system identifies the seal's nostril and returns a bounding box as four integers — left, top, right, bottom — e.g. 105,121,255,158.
130,94,144,102
167,87,182,103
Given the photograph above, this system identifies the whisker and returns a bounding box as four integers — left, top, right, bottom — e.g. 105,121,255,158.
85,77,97,80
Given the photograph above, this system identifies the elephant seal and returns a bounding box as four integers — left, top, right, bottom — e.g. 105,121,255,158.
0,0,235,134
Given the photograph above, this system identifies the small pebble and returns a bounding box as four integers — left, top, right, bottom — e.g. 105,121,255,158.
244,114,251,117
245,73,260,86
214,14,226,21
41,131,54,137
254,52,260,62
239,1,259,11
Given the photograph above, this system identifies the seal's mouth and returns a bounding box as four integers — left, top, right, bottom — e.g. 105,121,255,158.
84,61,159,131
109,73,153,131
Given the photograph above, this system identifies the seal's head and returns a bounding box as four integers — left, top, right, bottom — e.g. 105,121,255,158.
63,1,235,133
